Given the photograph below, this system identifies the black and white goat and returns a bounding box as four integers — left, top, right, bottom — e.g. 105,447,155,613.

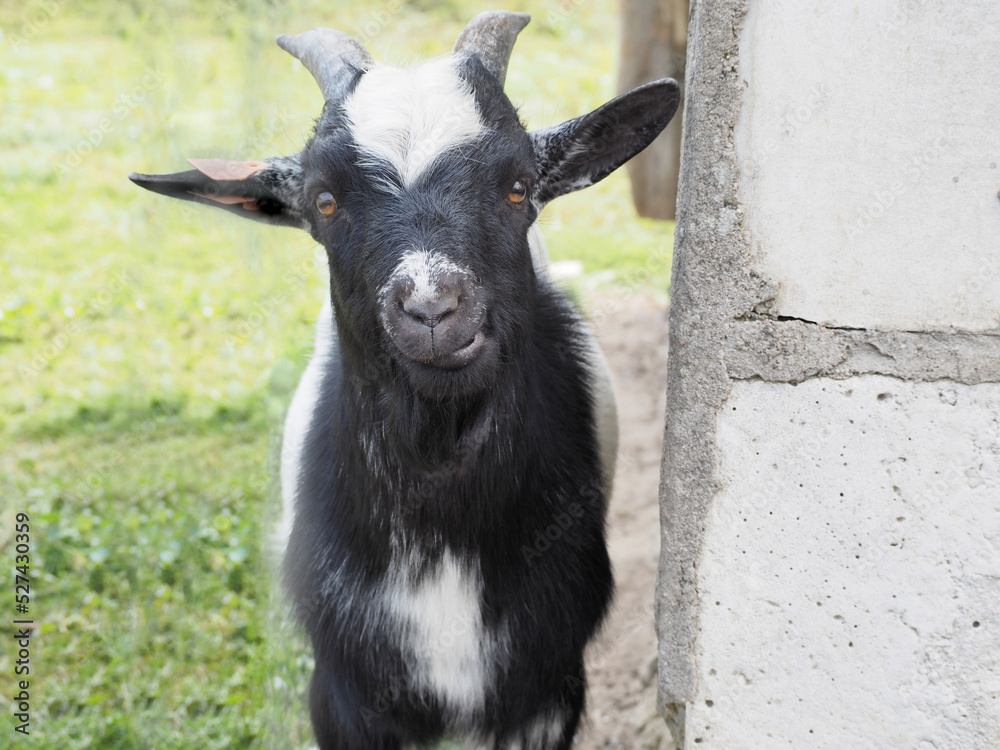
131,11,678,750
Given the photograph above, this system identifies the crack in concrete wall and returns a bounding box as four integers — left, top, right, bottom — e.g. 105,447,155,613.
726,318,1000,385
656,0,1000,738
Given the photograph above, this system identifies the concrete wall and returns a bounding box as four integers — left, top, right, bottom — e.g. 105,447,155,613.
657,1,1000,747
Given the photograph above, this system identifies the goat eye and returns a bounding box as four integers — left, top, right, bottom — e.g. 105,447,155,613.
316,192,338,216
507,180,528,204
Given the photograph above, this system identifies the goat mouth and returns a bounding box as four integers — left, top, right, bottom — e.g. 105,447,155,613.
436,329,486,368
389,327,498,399
392,328,489,372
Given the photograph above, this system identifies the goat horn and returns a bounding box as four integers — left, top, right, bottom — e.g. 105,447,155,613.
276,28,374,102
453,11,530,86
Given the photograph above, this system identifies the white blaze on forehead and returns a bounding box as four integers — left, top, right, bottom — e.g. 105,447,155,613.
343,57,485,187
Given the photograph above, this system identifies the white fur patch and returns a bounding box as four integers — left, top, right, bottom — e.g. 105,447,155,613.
533,221,618,498
387,548,500,721
379,250,470,320
527,221,550,281
505,710,567,750
274,295,336,559
344,58,484,187
534,711,567,747
580,327,619,497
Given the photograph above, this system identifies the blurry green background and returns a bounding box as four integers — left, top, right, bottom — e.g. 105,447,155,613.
0,0,674,747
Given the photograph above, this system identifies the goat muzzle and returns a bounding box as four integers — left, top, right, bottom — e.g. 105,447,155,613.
382,272,487,369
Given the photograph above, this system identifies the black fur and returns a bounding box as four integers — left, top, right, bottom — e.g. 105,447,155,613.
129,26,679,750
284,64,612,747
289,289,611,749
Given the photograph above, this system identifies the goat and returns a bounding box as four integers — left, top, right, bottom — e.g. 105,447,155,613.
130,11,679,750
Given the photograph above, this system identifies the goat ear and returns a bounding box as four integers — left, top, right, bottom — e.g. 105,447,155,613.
529,79,680,207
129,154,307,229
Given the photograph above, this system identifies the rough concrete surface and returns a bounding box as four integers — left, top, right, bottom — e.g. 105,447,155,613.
692,377,1000,748
726,318,1000,385
658,0,1000,746
736,0,1000,333
658,0,763,720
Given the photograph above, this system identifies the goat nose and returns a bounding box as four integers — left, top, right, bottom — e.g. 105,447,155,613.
401,289,460,328
381,264,486,368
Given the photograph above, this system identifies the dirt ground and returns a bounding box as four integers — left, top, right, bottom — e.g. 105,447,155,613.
573,292,675,750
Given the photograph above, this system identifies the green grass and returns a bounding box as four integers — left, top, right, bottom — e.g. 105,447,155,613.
0,1,673,747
